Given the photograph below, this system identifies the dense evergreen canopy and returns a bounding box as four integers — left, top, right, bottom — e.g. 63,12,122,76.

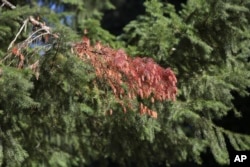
0,0,250,167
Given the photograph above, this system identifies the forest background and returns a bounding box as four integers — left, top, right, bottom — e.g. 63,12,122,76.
0,0,250,167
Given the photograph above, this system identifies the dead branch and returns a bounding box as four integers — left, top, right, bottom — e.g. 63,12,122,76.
1,0,16,9
8,16,59,50
8,18,29,50
29,16,51,33
6,0,59,51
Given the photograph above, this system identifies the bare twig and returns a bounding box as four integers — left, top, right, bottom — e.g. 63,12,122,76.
3,2,60,70
26,32,50,45
1,0,16,9
8,16,59,50
7,18,29,50
28,16,59,39
6,0,59,50
24,29,48,45
29,16,51,33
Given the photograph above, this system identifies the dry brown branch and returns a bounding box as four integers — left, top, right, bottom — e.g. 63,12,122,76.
8,16,59,50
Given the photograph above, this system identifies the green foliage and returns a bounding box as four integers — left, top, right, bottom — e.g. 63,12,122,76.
121,0,182,63
0,65,38,166
0,0,250,166
122,0,250,165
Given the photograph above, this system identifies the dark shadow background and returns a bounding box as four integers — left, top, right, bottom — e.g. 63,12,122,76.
101,0,186,35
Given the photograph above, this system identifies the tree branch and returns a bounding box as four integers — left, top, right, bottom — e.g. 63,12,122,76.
8,18,29,50
1,0,16,9
8,16,59,50
29,16,51,33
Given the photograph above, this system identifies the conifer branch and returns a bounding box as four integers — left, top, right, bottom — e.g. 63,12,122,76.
1,0,16,9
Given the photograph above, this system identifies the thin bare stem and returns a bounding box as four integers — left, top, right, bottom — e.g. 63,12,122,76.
29,16,51,33
25,28,47,44
7,15,58,50
7,18,29,50
25,32,50,45
1,0,16,9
